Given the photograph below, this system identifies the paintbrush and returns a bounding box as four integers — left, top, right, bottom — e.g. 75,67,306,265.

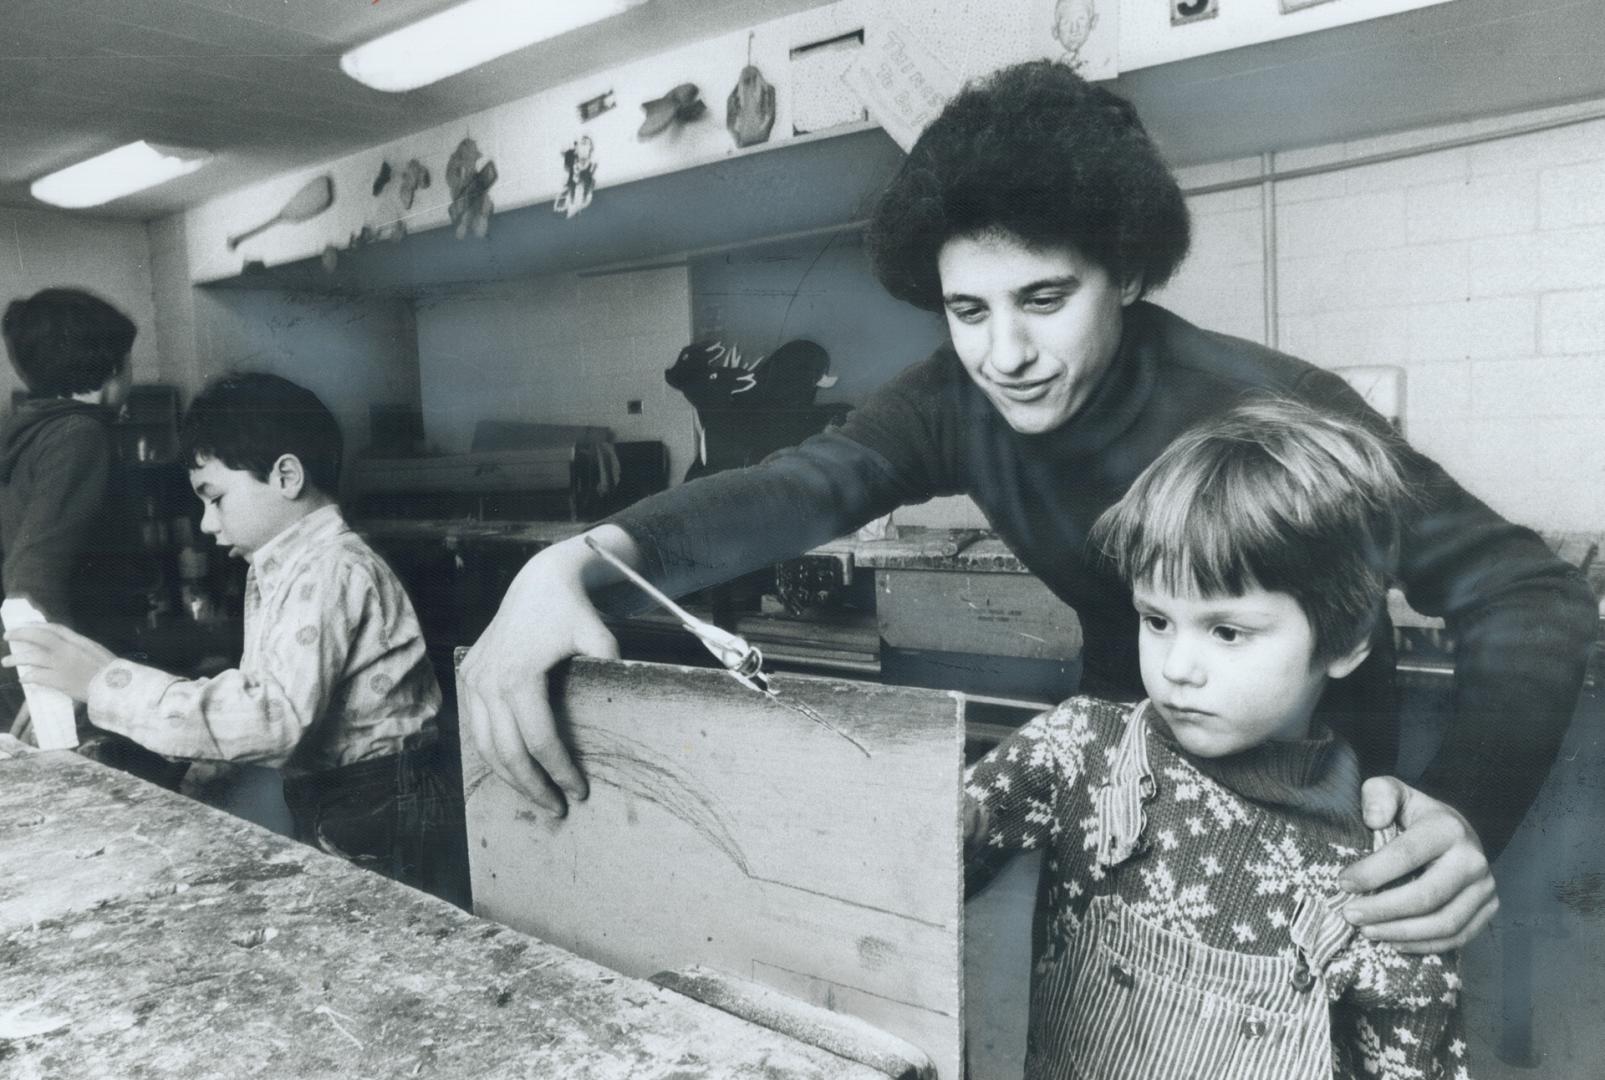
582,536,868,755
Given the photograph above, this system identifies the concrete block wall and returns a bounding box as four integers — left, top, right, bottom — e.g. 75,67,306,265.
189,287,422,480
1157,99,1605,534
413,266,696,475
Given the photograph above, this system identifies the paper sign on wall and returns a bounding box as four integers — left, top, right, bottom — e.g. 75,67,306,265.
842,21,961,154
843,0,1117,147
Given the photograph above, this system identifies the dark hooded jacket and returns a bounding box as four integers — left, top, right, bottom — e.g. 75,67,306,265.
0,398,117,623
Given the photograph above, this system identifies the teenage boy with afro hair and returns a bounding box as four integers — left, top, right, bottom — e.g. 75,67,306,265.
5,372,467,906
462,60,1597,953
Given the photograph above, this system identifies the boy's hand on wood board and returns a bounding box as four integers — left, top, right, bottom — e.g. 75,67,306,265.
460,531,624,818
1337,776,1498,953
3,623,115,703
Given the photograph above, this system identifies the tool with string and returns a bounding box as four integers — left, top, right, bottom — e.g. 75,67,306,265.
583,536,868,755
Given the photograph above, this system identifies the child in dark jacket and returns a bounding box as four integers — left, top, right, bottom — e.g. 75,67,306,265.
0,288,134,721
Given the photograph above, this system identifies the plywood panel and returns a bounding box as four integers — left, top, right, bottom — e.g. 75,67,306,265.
461,657,967,1078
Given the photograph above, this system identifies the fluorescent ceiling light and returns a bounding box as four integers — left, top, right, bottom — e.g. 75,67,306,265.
32,141,211,209
341,0,644,93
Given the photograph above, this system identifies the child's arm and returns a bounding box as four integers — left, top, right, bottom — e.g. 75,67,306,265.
963,699,1092,897
1328,940,1471,1079
3,622,115,699
6,616,348,765
8,557,414,767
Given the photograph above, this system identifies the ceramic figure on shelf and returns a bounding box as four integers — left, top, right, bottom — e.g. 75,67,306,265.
397,159,431,210
638,83,706,139
726,35,776,148
446,138,497,240
226,176,334,251
554,136,597,218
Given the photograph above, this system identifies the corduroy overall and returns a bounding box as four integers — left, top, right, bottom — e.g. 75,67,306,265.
1027,704,1358,1080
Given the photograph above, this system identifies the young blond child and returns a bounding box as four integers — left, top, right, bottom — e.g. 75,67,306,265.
4,372,466,906
965,399,1471,1079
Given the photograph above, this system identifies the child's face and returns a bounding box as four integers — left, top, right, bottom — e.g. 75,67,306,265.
1133,577,1359,757
189,455,300,562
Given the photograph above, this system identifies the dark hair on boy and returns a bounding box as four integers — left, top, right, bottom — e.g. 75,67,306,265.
868,60,1192,312
180,372,343,496
1089,398,1410,664
1,288,136,396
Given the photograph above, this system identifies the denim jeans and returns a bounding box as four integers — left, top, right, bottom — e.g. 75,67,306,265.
282,735,470,910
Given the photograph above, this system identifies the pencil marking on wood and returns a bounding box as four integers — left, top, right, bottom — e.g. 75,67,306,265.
577,727,752,876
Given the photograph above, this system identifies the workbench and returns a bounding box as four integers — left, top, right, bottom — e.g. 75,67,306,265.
0,737,889,1080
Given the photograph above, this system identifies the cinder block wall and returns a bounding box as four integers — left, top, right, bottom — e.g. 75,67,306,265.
1156,99,1605,535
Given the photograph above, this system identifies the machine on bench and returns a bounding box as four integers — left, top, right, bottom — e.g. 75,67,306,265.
347,419,668,523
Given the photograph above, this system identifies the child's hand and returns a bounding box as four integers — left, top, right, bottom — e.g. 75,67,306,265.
3,623,116,703
1336,776,1497,953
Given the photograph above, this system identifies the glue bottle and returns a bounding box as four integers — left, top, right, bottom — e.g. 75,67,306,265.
0,597,79,750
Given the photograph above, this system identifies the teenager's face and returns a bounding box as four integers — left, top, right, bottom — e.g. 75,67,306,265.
938,231,1140,435
189,454,300,562
1133,577,1368,758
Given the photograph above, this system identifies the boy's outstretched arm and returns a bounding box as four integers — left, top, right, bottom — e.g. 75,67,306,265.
4,622,115,700
7,558,423,767
1338,777,1498,953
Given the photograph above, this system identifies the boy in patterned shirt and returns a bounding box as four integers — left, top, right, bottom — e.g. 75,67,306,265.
4,372,467,906
966,398,1470,1079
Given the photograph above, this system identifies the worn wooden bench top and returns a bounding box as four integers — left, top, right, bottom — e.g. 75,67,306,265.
0,740,885,1079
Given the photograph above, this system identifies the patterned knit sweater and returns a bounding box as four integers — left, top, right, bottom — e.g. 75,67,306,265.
965,696,1471,1080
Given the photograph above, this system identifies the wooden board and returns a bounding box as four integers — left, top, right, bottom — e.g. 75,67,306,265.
0,746,887,1080
460,657,967,1079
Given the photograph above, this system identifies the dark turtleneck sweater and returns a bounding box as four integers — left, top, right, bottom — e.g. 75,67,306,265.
612,300,1597,854
1148,706,1367,847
